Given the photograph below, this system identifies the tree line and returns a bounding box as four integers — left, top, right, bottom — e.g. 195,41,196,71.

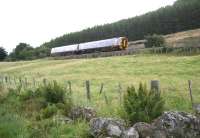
1,0,200,61
42,0,200,48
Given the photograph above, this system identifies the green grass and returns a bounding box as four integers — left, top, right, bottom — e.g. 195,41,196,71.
0,54,200,114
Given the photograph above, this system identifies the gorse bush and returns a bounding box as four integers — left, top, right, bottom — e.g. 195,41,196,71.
38,81,66,104
145,34,165,48
123,83,165,124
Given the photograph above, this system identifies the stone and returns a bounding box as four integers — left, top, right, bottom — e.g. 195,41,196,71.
53,115,73,124
122,127,139,138
133,122,154,138
69,106,96,121
152,111,200,138
90,117,125,138
193,104,200,115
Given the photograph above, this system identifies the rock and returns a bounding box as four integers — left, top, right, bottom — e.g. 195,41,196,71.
193,104,200,115
133,122,154,138
90,117,125,138
53,115,73,124
152,111,200,138
122,127,139,138
69,106,96,121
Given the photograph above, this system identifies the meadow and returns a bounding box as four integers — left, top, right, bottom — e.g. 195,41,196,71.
0,54,200,115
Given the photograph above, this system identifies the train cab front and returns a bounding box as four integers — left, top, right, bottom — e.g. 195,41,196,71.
119,37,128,50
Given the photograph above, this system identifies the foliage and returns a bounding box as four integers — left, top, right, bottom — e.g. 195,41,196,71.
8,43,50,61
41,104,57,119
144,34,165,48
0,47,7,61
123,83,165,124
0,108,29,138
38,81,67,104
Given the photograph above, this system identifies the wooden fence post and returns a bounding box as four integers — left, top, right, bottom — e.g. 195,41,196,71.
86,80,91,101
99,83,104,95
68,81,72,94
103,91,109,105
151,80,160,92
118,83,122,105
43,78,47,86
188,80,194,107
5,76,8,84
33,78,36,88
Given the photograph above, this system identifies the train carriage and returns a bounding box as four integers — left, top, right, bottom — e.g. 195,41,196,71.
51,37,128,56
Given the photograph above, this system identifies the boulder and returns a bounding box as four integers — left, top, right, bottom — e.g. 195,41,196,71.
122,127,139,138
152,111,200,138
193,104,200,115
69,106,96,121
90,117,125,138
133,122,154,138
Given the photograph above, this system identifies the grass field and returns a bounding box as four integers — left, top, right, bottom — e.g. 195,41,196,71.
1,54,200,115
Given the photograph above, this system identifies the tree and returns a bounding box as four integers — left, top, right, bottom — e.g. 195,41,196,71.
0,47,7,61
10,43,34,60
144,34,166,48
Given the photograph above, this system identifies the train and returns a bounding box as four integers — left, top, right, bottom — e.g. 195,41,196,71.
51,37,128,56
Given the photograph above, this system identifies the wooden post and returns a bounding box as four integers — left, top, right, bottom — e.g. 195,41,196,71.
151,80,160,92
118,83,122,105
25,77,28,87
43,78,47,86
68,81,72,94
33,78,36,88
5,76,8,84
188,80,194,107
86,80,91,101
99,83,104,95
19,77,22,86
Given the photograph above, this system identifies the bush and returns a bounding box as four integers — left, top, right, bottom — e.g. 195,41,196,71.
145,34,165,48
19,89,41,101
42,104,58,119
123,83,165,124
37,81,66,104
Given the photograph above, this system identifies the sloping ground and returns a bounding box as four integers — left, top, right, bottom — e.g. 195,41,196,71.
128,28,200,48
165,28,200,47
0,54,200,114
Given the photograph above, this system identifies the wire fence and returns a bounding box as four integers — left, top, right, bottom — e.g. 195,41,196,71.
0,74,199,109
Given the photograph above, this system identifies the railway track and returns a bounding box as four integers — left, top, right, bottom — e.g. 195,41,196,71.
52,47,144,60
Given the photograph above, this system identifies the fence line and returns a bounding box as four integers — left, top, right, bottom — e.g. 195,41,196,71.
0,75,199,108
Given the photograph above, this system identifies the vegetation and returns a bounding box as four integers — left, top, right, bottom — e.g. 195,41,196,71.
145,34,165,48
123,83,164,124
0,81,87,138
0,47,7,61
41,0,200,48
0,54,199,113
8,43,50,61
1,54,200,136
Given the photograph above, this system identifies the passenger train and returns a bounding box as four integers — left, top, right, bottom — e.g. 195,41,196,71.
51,37,128,56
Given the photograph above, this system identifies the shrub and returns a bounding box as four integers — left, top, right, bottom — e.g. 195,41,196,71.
38,81,66,104
19,89,41,101
123,83,164,124
145,34,165,48
42,104,58,119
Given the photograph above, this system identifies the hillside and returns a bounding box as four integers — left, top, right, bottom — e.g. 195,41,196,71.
128,28,200,49
42,0,200,49
1,54,200,113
